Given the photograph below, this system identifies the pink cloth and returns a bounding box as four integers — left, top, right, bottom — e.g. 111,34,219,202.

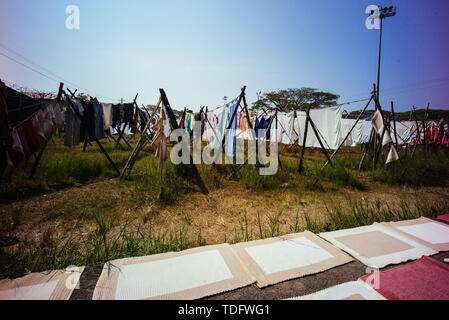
236,113,241,130
361,257,449,300
8,128,25,167
437,214,449,224
16,124,32,160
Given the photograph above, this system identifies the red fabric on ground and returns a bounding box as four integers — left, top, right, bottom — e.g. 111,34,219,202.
437,214,449,223
361,257,449,300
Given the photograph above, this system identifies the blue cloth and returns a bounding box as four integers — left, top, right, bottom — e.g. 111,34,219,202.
185,113,192,136
93,101,105,139
255,117,260,138
225,98,239,157
264,116,272,140
213,106,229,151
255,116,272,140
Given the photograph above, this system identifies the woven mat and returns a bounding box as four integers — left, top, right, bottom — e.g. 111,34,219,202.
232,231,353,288
361,256,449,300
93,244,255,300
383,217,449,252
318,223,437,268
287,280,386,300
0,266,84,300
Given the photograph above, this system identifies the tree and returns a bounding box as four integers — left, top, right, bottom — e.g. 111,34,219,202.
251,88,339,113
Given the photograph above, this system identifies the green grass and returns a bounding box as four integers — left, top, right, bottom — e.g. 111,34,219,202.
0,212,189,279
308,162,366,190
303,197,449,233
370,152,449,187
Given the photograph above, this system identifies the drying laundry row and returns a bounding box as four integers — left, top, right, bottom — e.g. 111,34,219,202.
1,215,448,300
186,103,419,165
1,100,64,180
64,99,146,147
423,120,449,149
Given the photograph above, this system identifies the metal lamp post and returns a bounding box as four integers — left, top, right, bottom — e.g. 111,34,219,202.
374,5,397,101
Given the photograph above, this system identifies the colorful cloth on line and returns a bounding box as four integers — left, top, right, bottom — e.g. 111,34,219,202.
225,98,239,157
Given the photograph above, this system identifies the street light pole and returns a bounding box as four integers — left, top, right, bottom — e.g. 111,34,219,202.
374,6,396,104
376,15,383,103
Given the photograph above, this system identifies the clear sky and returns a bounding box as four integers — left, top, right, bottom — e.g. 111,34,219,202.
1,0,448,113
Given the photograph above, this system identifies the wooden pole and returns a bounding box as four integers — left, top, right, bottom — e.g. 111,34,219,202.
423,102,430,154
242,91,258,167
411,106,420,158
307,111,333,166
29,137,48,178
275,110,283,170
359,128,374,171
391,101,399,148
298,108,310,173
121,97,162,178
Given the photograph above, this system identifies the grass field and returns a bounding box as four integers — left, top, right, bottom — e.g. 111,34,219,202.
1,134,449,279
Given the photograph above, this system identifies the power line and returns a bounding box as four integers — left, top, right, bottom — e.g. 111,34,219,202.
0,52,61,83
0,44,119,102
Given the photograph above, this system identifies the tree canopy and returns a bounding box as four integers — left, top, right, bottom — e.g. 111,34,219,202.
251,88,339,113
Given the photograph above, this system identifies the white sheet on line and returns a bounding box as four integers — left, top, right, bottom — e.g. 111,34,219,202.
341,118,365,147
114,250,233,300
244,237,334,275
287,280,386,300
318,223,437,268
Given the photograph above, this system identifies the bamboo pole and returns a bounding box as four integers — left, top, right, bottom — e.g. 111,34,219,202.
391,101,399,148
121,97,162,178
298,108,310,173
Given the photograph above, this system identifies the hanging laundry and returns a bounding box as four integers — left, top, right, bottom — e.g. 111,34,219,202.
8,128,25,167
178,110,186,130
119,104,125,126
225,98,239,157
124,103,134,129
132,106,139,134
101,103,113,129
1,150,14,180
51,101,65,130
201,112,206,136
214,106,230,150
153,109,168,176
0,143,7,179
0,80,9,141
240,114,249,131
112,104,120,128
193,112,202,137
371,110,384,135
64,100,82,147
22,116,46,154
386,145,400,165
37,106,54,140
288,111,299,144
16,124,32,159
265,116,272,140
254,117,260,138
185,113,192,136
93,100,105,140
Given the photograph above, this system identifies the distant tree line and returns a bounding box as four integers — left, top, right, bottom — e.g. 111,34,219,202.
251,87,340,113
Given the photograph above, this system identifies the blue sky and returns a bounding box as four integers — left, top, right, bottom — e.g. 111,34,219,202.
1,0,448,112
